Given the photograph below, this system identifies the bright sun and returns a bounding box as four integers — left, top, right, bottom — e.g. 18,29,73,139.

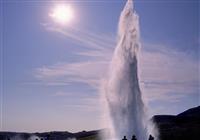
50,4,74,25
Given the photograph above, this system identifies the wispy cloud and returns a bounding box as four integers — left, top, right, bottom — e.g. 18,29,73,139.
139,43,199,102
42,23,115,52
35,24,199,105
35,61,109,88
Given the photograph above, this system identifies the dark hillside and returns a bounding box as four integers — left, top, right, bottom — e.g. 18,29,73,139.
1,106,200,140
153,106,200,140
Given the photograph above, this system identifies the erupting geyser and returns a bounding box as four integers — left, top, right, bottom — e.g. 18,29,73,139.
102,0,157,140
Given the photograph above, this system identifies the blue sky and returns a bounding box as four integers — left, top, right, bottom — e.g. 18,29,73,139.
0,0,199,132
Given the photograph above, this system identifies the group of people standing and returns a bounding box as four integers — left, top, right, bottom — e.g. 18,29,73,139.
122,135,154,140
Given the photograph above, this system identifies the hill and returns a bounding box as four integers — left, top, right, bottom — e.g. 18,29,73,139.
153,106,200,140
0,106,200,140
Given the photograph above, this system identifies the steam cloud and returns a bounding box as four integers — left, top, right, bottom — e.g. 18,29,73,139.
102,0,158,140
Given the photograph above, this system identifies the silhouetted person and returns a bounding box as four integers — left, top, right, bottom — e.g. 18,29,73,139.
148,135,154,140
46,134,50,140
122,136,127,140
131,135,137,140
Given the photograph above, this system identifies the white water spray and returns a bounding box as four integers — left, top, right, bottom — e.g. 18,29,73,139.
102,0,157,140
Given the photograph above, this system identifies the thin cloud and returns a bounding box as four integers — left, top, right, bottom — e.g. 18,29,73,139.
42,23,115,51
35,61,109,88
35,24,199,104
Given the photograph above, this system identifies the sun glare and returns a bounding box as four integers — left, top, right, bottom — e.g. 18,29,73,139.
50,4,74,25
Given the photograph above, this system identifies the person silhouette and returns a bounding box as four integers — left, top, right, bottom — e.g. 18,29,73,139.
131,135,137,140
148,135,154,140
122,136,127,140
46,134,50,140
